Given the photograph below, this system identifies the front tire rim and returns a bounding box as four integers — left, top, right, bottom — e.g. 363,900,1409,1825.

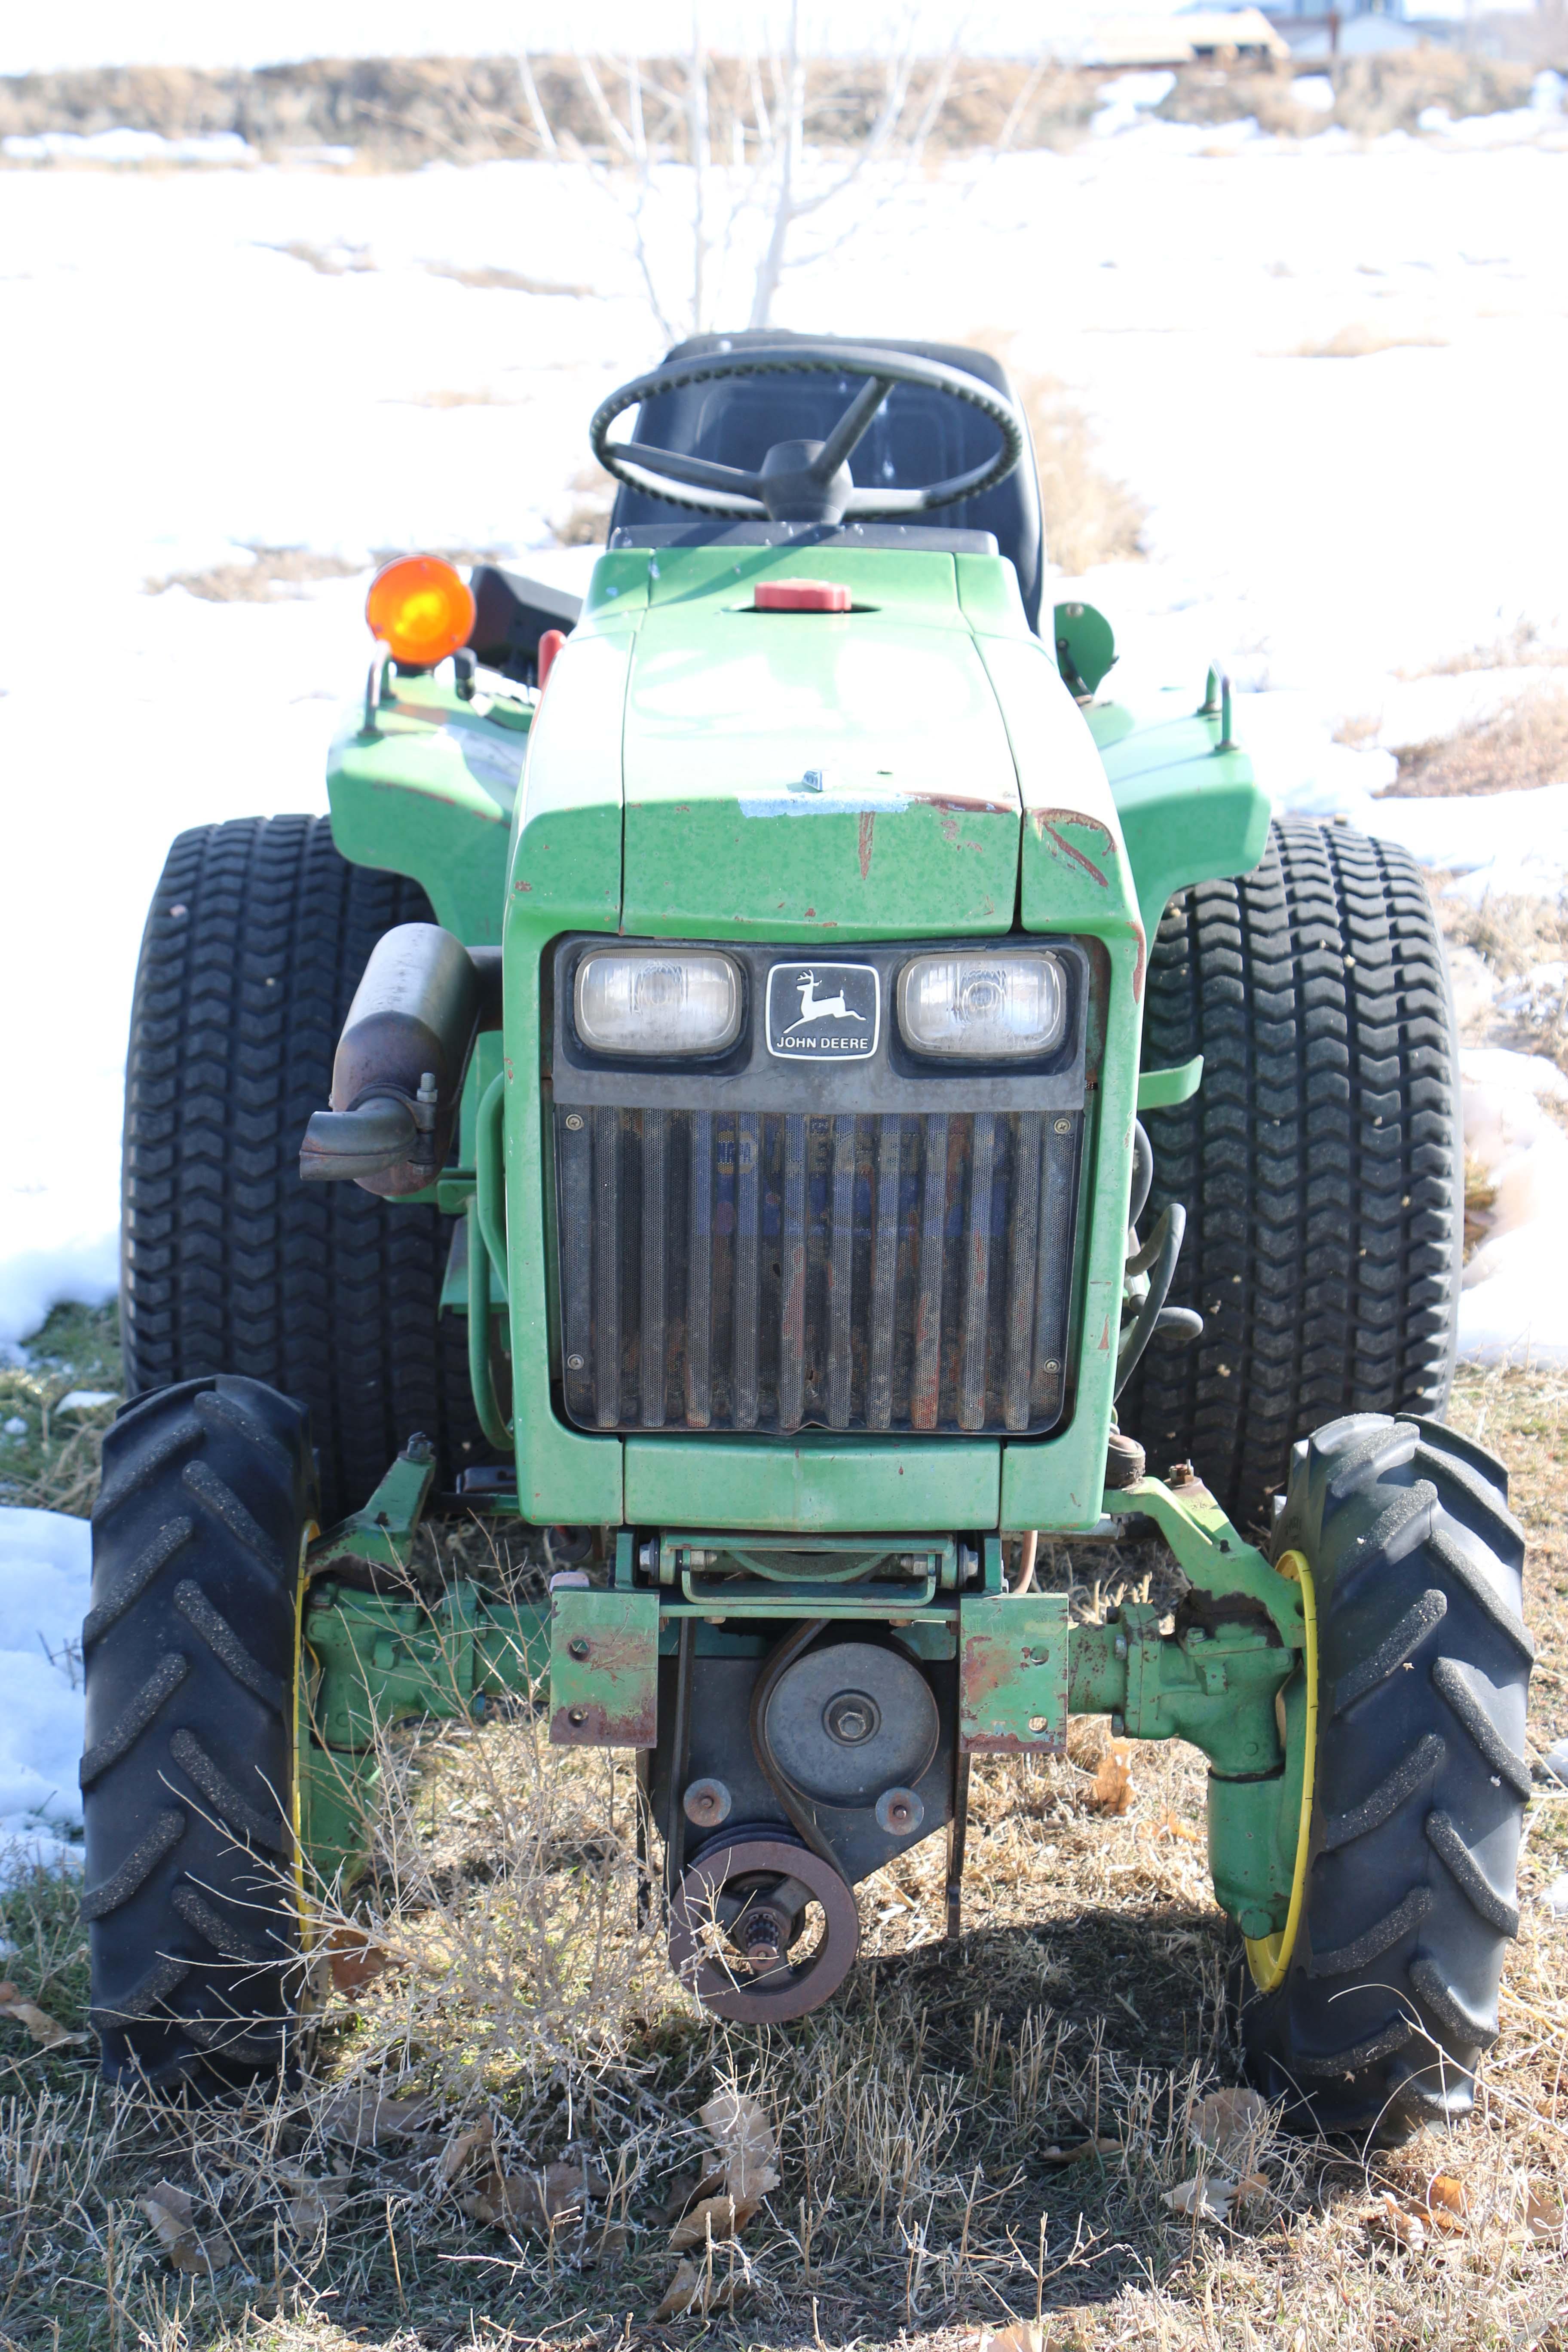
1244,1546,1319,1993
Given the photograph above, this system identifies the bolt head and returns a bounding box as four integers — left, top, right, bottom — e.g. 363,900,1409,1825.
875,1785,925,1835
568,1637,590,1661
682,1777,732,1828
567,1706,587,1727
1113,1634,1128,1661
824,1691,880,1746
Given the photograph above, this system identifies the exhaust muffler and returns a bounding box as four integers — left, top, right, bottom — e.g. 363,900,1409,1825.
299,924,500,1196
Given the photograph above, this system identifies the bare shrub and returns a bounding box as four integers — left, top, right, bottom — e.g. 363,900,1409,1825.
146,545,364,601
551,463,619,548
969,329,1147,576
1411,619,1568,678
1393,686,1568,796
1287,322,1449,359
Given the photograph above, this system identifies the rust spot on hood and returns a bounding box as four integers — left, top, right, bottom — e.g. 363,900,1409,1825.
1030,809,1114,888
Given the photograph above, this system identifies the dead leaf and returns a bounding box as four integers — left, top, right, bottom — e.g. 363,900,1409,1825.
0,1990,82,2049
669,2192,760,2250
1189,2087,1270,2162
654,2255,739,2319
1525,2184,1565,2240
1038,2136,1121,2163
1369,2192,1426,2251
1089,1738,1134,1814
283,2173,349,2238
974,2319,1095,2352
1154,1808,1201,1843
318,2087,435,2147
463,2162,589,2233
1162,2171,1268,2224
698,2089,780,2201
325,1928,390,1996
141,2181,214,2273
659,2164,728,2224
440,2116,494,2183
1415,2173,1470,2234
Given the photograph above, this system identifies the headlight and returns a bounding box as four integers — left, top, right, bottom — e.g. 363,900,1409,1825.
574,948,743,1057
897,950,1067,1060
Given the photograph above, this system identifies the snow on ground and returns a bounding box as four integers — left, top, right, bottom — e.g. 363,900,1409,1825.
2,117,1567,1363
0,1510,90,1868
1460,1051,1568,1366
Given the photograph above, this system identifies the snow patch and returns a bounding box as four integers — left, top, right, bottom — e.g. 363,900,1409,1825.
0,1509,91,1874
5,129,255,165
1458,1048,1568,1364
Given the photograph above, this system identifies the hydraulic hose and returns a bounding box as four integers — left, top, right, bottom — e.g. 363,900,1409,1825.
1129,1119,1154,1229
1115,1201,1186,1398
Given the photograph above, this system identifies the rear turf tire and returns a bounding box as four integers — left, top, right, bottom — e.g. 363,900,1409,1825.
1123,818,1462,1531
1240,1412,1532,2144
83,1376,314,2091
120,814,487,1525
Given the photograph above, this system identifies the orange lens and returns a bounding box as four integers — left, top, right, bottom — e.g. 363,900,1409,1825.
365,555,476,668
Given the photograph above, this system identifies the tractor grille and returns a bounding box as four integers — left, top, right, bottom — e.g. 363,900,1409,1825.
554,1104,1081,1437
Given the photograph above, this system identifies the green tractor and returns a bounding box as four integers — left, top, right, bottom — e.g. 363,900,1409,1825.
84,335,1531,2141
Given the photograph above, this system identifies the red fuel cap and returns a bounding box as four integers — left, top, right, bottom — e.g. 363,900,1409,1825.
753,579,851,612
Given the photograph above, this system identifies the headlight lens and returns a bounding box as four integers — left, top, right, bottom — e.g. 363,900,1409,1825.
574,948,743,1057
897,951,1067,1060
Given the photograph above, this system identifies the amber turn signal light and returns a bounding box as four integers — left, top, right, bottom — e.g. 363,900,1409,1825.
366,555,476,668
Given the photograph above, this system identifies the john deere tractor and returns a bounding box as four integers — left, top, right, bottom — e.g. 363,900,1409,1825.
84,335,1531,2141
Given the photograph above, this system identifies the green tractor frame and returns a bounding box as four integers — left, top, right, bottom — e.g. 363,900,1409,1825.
84,335,1531,2142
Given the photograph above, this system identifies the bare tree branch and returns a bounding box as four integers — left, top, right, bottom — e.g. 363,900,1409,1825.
516,50,557,158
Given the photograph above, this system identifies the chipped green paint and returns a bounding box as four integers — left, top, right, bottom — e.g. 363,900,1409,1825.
958,1590,1071,1753
548,1586,660,1747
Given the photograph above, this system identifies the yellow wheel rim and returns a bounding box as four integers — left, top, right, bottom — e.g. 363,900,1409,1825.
291,1519,319,1954
1244,1547,1318,1994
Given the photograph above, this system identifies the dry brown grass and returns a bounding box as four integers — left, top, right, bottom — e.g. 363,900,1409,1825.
1407,621,1568,680
1156,49,1539,139
145,547,365,603
1440,885,1568,1078
3,1364,1567,2350
968,331,1147,578
551,464,619,551
1286,322,1450,361
1393,686,1568,798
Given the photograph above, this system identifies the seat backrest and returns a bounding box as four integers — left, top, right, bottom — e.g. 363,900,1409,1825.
606,330,1045,632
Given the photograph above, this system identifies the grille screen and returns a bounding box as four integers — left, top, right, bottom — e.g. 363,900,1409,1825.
555,1105,1080,1437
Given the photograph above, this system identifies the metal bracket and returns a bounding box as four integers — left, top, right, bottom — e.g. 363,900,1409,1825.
1104,1474,1304,1648
958,1590,1070,1755
549,1585,659,1748
1136,1056,1204,1113
306,1436,436,1577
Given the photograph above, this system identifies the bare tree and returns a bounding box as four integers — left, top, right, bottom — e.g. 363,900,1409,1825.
518,9,964,342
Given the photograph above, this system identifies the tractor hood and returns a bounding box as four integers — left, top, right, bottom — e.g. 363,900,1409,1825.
571,543,1128,942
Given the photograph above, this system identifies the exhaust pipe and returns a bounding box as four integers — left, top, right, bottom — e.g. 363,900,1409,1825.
300,925,500,1197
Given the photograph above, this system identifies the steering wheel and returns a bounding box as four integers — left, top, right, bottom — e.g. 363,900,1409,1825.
589,341,1026,527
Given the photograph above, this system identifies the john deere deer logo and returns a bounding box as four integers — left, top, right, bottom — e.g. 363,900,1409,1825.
766,962,880,1059
783,969,866,1034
